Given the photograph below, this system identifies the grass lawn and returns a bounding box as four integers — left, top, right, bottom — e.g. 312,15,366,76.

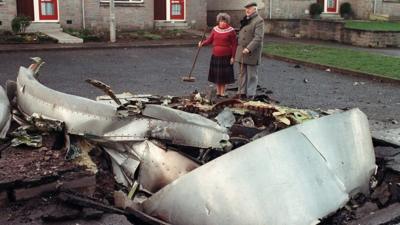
264,43,400,80
345,21,400,31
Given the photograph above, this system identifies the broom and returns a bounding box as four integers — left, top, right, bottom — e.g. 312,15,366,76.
182,28,208,82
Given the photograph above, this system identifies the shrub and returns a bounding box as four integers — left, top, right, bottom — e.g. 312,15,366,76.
340,3,353,19
11,16,31,34
142,32,162,40
309,3,323,19
64,28,101,42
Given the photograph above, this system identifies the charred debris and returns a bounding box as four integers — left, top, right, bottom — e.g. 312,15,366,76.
0,58,399,225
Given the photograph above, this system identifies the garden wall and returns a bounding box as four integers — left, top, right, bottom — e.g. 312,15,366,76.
265,19,400,47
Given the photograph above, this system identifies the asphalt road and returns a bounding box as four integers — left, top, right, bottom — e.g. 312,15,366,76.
0,46,399,124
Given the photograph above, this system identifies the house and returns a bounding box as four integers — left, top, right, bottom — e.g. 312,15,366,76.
207,0,400,27
0,0,207,32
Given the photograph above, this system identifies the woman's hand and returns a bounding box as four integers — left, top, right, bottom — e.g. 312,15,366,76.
198,41,203,48
230,58,235,65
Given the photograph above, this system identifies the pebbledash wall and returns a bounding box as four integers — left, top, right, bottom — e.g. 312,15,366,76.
207,0,266,27
265,19,400,47
0,0,16,31
40,0,156,31
186,0,208,29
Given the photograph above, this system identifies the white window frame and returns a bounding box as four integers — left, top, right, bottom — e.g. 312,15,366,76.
100,0,144,3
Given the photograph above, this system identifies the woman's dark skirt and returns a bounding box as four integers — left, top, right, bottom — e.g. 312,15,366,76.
208,55,235,85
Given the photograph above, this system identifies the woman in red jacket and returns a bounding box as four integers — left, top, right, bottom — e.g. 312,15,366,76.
199,13,237,97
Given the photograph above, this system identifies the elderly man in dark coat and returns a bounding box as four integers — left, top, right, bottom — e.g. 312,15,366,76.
235,2,265,99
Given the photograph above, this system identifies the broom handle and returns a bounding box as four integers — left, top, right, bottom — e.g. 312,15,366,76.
188,28,207,78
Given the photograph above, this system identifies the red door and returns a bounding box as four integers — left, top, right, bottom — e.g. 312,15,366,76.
326,0,338,13
170,0,184,20
39,0,58,20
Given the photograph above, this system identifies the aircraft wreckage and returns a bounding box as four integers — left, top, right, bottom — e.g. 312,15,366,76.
0,59,378,225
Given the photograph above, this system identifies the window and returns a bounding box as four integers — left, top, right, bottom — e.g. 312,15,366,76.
41,2,55,15
171,4,181,16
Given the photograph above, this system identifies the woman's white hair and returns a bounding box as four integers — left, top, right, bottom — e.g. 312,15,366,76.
216,13,231,24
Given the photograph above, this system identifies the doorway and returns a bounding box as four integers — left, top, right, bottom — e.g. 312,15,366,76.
154,0,167,20
16,0,35,20
154,0,185,21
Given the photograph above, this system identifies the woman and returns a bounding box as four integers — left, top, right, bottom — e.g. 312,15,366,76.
199,13,237,97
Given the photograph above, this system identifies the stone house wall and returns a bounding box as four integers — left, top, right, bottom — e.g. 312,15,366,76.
1,0,207,31
0,0,17,31
186,0,208,29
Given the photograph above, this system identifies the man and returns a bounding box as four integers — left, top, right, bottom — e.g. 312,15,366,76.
235,2,265,99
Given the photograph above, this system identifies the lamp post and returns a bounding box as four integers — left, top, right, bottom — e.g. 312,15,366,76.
110,0,116,43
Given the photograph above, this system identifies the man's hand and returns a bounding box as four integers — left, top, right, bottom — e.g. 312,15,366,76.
198,41,203,48
242,48,250,54
230,58,235,65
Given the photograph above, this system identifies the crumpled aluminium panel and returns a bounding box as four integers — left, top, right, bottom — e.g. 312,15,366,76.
104,141,199,193
142,109,376,225
0,86,11,139
143,104,226,133
16,67,228,148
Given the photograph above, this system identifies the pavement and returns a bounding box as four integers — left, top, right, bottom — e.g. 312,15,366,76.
0,46,399,126
0,39,197,52
43,30,83,44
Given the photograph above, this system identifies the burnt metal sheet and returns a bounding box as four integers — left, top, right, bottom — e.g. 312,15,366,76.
0,86,11,139
142,109,376,225
215,108,235,128
16,67,228,148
